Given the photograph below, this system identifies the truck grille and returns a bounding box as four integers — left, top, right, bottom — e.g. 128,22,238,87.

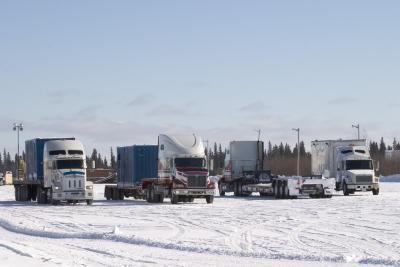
187,175,207,188
356,175,373,183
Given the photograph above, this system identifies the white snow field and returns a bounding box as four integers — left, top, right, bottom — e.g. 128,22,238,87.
0,183,399,267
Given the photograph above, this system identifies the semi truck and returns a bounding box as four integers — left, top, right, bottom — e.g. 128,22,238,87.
104,134,215,204
218,141,335,199
311,139,379,195
14,138,94,205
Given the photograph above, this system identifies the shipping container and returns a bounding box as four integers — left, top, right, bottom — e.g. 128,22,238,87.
117,145,158,188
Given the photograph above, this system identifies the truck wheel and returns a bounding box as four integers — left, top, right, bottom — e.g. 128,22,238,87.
281,182,287,199
189,197,194,203
219,183,225,196
335,182,341,191
343,182,349,196
158,194,164,203
276,181,282,199
170,194,178,204
86,199,93,205
233,181,239,197
118,189,124,200
19,185,29,201
105,187,111,200
206,195,214,204
112,188,119,200
372,188,379,195
37,186,47,204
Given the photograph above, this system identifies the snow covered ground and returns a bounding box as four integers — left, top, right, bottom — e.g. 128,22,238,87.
0,183,399,267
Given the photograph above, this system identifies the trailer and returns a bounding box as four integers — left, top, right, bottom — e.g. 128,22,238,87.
14,138,93,205
105,134,215,204
218,141,335,199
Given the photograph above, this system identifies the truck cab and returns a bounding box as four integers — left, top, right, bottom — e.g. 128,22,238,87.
43,140,94,204
336,146,379,195
158,134,215,204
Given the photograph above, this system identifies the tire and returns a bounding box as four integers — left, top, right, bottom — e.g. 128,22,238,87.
335,182,341,191
170,194,178,204
118,189,124,200
276,181,282,199
158,194,164,203
343,182,349,196
37,186,47,204
86,199,93,205
19,185,29,201
260,192,268,197
112,188,119,200
189,197,194,203
15,186,20,201
105,187,111,200
182,197,188,203
219,183,225,196
281,182,287,199
206,195,214,204
233,181,240,197
372,188,379,195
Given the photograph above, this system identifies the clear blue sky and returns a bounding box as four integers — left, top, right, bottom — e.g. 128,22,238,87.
1,1,399,157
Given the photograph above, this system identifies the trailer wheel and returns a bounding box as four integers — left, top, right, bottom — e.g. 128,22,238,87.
86,199,93,205
343,182,350,196
157,194,164,203
170,194,178,204
206,195,214,204
372,188,379,195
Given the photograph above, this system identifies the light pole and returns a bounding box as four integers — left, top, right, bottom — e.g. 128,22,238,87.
292,128,300,176
352,124,360,140
13,123,23,180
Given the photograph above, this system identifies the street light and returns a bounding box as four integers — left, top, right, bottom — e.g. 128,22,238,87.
352,124,360,140
292,128,300,176
13,123,23,180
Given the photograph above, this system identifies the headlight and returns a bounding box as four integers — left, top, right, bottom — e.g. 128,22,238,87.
86,185,93,190
54,186,60,190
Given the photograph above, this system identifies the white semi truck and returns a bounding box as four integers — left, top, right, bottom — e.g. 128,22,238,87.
218,141,335,199
105,134,215,204
311,139,379,195
14,138,94,205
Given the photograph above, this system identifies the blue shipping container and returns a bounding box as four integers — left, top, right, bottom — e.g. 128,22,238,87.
117,145,158,187
25,138,75,183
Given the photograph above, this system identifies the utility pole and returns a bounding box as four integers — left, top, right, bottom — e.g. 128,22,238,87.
13,123,24,180
352,124,360,140
255,129,261,142
292,128,300,176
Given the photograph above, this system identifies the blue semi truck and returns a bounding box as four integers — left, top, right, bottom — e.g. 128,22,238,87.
14,137,94,205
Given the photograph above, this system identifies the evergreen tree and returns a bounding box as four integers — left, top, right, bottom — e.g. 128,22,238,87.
379,137,386,156
110,147,116,170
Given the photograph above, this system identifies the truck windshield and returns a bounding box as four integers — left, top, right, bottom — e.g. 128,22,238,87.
346,160,373,170
57,160,84,169
175,158,206,168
